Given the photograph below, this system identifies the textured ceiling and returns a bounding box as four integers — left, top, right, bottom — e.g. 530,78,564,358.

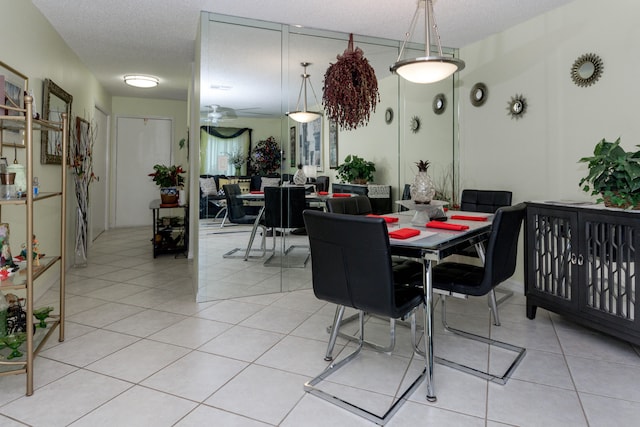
31,0,576,102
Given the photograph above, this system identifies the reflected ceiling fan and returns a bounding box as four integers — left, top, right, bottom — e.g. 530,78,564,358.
201,105,238,125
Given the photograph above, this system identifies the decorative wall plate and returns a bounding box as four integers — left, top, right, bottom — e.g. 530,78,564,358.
410,116,421,133
432,94,447,115
571,53,603,87
385,107,394,124
470,82,488,107
507,94,527,120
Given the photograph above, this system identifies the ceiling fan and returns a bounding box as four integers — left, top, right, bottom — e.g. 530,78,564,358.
201,104,238,124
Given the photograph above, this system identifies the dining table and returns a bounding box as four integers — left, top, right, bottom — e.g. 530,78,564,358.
383,207,493,402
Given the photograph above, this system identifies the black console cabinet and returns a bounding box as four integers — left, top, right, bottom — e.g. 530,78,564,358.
331,183,392,214
525,201,640,345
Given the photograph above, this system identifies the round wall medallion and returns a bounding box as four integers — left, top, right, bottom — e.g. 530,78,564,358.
432,94,447,115
571,53,603,87
507,94,527,120
470,82,488,107
410,116,421,133
385,107,394,124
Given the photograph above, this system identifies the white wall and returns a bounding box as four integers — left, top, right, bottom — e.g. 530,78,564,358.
1,0,111,298
457,0,640,282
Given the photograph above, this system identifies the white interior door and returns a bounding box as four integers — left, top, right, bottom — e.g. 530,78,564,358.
115,117,172,227
90,107,109,240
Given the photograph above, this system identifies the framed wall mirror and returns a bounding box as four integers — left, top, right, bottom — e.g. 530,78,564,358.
41,78,73,164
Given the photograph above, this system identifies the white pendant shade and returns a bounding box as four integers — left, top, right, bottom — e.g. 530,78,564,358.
391,57,464,84
390,0,464,84
287,111,321,123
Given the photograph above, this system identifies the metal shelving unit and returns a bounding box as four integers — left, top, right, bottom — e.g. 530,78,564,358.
0,95,67,395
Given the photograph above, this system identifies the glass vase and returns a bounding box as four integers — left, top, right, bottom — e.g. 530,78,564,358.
410,171,436,204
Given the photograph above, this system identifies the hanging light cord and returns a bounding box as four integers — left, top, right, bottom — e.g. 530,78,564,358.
293,63,321,113
395,0,445,61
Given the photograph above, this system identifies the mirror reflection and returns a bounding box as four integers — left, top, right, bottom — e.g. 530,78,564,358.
41,78,73,164
196,12,458,302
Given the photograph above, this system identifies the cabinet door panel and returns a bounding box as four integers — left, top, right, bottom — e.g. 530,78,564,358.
526,206,579,312
580,211,640,324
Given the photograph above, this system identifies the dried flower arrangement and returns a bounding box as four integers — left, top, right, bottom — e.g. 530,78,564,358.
322,34,380,131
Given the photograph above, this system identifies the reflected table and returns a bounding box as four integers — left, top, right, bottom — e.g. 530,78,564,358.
395,200,448,225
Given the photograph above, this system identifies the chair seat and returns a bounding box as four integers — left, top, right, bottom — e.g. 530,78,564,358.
432,262,485,295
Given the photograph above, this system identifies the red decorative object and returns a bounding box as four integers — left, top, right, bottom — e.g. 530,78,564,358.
323,34,380,131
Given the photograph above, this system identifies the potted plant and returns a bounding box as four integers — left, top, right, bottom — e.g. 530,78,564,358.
148,164,186,205
578,138,640,209
336,154,375,184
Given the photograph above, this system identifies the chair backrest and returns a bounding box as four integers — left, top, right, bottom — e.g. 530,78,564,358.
315,176,330,193
303,210,407,318
325,195,372,215
222,184,249,222
264,186,306,229
460,189,512,213
481,203,526,291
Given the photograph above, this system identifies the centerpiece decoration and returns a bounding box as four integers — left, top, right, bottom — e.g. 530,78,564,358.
579,138,640,209
69,117,99,266
228,151,246,176
323,34,380,131
336,154,375,184
148,164,186,206
250,136,281,175
410,160,436,204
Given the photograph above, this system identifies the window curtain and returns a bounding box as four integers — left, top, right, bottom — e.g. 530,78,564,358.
200,126,252,175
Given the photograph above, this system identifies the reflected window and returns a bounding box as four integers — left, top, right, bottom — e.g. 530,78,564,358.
200,126,251,176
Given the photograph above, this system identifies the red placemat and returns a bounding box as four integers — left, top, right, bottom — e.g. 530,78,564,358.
426,221,469,231
389,228,420,239
450,215,488,221
366,214,399,223
317,191,329,196
332,193,351,197
250,191,264,194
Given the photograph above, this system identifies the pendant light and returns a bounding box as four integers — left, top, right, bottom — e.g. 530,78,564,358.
287,62,322,123
390,0,465,84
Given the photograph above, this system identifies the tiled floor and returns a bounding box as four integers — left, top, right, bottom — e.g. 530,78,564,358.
1,225,640,426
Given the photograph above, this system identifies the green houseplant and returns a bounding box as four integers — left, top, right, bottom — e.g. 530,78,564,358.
578,138,640,209
336,154,375,184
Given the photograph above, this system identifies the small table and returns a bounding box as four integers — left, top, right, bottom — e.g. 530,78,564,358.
387,210,492,401
149,199,188,258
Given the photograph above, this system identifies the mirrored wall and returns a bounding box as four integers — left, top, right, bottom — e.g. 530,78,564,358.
196,12,460,302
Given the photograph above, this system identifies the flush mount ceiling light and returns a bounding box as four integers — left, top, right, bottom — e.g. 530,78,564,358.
287,62,322,123
390,0,465,84
124,74,159,88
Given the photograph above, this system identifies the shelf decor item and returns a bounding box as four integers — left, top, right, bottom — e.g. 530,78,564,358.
336,154,375,184
410,160,436,204
578,138,640,209
323,34,379,131
33,306,54,328
149,164,186,206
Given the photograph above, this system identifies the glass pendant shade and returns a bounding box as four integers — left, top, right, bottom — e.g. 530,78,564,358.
287,62,321,123
390,0,464,84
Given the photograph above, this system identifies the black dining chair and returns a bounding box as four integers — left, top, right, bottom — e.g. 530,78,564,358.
429,203,527,384
263,186,309,267
221,184,268,260
303,209,426,425
455,189,513,325
325,195,373,215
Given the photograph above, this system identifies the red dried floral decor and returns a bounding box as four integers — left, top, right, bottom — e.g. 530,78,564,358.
323,34,380,131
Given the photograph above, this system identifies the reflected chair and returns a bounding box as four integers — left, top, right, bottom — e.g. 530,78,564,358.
303,210,426,425
430,203,527,384
315,175,330,193
263,186,309,267
456,189,513,324
221,184,268,260
325,195,372,215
